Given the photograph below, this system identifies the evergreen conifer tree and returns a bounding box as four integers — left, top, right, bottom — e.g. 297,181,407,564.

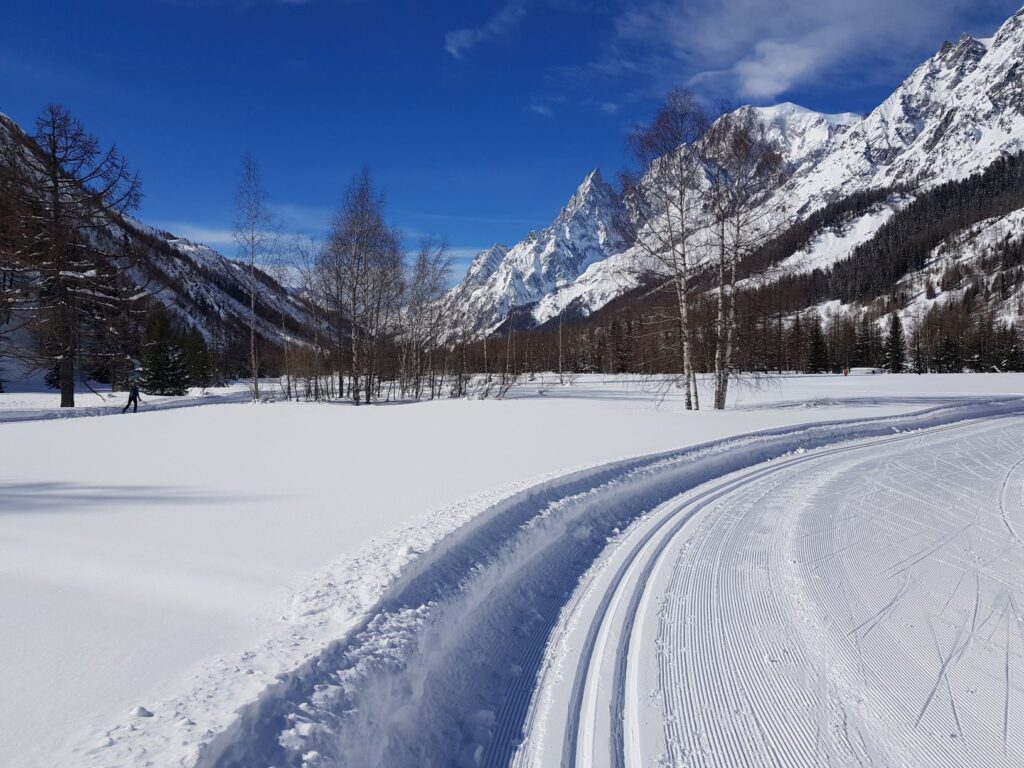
787,313,804,372
182,327,213,389
806,317,829,373
934,335,963,373
853,314,881,367
994,324,1023,372
883,312,905,373
911,325,927,374
140,309,189,395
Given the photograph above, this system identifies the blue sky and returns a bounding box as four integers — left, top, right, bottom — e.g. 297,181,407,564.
1,0,1020,279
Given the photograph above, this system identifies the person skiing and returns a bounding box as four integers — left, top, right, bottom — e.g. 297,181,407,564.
122,383,142,414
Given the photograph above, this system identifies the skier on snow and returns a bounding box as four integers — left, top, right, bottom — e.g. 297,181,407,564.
122,383,142,414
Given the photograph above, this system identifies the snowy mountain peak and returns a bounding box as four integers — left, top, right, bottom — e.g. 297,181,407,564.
991,5,1024,49
557,168,618,231
444,168,624,336
578,167,605,189
741,103,861,169
751,102,860,128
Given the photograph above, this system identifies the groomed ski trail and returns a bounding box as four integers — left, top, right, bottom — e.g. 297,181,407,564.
192,398,1024,768
520,413,1024,767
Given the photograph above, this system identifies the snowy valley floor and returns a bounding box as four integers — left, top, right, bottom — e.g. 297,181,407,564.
2,374,1024,767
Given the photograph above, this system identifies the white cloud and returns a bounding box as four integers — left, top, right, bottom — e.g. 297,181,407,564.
612,0,1011,100
529,103,555,117
445,1,528,59
732,40,825,100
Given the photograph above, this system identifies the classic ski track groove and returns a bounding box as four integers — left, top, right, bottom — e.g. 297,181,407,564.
560,417,1002,768
538,414,1024,768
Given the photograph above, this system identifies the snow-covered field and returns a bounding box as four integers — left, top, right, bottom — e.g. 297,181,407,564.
2,373,1024,767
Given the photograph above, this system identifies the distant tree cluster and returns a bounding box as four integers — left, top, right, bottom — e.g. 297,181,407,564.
257,168,454,405
828,151,1024,303
759,150,1024,312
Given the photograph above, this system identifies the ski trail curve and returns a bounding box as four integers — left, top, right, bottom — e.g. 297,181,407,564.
196,398,1024,768
519,410,1024,767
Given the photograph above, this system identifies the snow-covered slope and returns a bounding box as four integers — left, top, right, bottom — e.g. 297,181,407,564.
741,102,861,171
0,113,309,346
759,196,910,280
124,221,309,344
781,17,1023,218
447,6,1024,335
895,206,1024,324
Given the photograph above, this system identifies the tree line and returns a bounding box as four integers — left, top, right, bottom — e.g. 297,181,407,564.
4,97,1021,408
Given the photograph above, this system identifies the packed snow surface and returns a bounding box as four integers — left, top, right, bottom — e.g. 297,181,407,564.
522,409,1024,767
2,374,1024,767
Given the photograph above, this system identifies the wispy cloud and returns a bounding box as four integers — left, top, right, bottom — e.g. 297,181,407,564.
156,222,238,250
445,0,529,58
156,203,330,254
529,103,555,117
270,202,332,235
611,0,1010,101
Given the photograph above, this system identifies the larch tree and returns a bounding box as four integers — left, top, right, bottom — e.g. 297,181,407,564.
0,104,143,407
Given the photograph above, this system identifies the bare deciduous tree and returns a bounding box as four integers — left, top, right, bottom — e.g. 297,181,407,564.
619,88,709,410
702,109,787,409
288,234,330,400
233,153,276,401
401,236,452,399
322,168,404,404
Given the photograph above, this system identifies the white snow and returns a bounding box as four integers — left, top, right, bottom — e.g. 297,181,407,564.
2,374,1024,766
769,201,904,276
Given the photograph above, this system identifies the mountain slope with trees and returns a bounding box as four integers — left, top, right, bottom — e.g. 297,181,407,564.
446,6,1024,340
0,108,313,403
